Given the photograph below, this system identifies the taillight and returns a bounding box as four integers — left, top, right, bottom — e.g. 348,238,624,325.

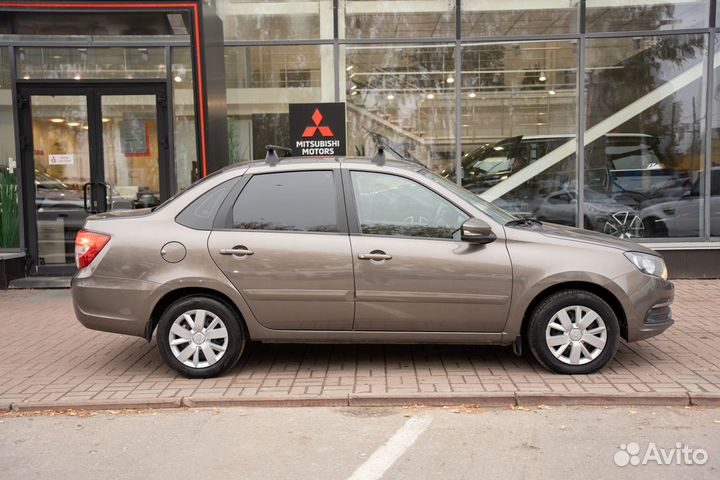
75,230,110,269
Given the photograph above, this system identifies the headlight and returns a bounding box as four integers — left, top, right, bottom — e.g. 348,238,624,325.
624,251,668,280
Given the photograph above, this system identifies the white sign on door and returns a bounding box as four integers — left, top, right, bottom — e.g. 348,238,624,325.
48,154,75,165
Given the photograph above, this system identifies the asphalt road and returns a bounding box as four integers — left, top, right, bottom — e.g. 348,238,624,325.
1,406,718,480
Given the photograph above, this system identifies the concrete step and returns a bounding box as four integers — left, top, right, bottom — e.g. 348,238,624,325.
9,276,71,289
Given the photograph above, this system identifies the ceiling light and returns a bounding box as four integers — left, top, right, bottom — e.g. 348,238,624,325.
102,118,110,123
387,94,394,100
468,92,476,98
346,65,354,71
548,89,556,95
446,76,454,84
349,72,356,78
351,91,358,96
73,75,81,80
82,125,89,130
350,85,357,90
426,93,435,99
67,122,80,127
49,118,65,123
174,75,182,82
538,72,547,82
23,75,30,80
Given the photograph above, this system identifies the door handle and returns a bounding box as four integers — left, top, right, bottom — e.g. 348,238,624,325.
358,252,392,261
219,247,254,256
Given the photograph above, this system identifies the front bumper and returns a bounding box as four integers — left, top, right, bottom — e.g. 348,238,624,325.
609,270,674,342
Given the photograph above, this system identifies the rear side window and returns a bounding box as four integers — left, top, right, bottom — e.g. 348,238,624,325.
232,171,339,232
176,179,236,230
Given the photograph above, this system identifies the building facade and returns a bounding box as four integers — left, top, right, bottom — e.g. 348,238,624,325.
1,0,719,283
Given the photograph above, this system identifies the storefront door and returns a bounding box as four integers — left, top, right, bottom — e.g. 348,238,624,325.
17,83,169,274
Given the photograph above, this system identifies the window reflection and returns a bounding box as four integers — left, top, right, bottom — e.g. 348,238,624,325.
225,45,332,162
344,45,456,170
585,34,706,238
344,0,455,39
461,0,578,36
457,41,578,225
0,47,19,249
586,0,709,32
16,47,165,80
217,0,326,40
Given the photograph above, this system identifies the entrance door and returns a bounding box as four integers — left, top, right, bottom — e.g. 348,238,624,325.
17,83,169,274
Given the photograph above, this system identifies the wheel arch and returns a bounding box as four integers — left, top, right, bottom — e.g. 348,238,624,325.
146,287,247,341
519,281,628,341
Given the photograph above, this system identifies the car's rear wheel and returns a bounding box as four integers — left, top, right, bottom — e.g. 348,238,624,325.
527,290,620,374
156,296,247,378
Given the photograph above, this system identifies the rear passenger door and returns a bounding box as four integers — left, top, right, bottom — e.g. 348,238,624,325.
208,169,355,330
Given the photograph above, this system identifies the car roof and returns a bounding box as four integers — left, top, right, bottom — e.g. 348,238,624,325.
235,155,424,173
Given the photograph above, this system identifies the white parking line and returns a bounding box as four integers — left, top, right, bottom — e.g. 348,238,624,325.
346,414,433,480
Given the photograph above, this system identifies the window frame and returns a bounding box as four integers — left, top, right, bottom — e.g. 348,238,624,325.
213,168,349,235
342,168,473,242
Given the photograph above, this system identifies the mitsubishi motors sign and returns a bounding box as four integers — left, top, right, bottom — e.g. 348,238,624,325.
289,102,347,156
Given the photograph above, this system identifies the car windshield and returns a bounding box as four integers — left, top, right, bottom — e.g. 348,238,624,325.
35,171,71,190
419,169,517,224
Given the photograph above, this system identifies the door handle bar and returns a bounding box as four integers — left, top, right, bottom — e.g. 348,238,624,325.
219,248,254,256
358,253,392,261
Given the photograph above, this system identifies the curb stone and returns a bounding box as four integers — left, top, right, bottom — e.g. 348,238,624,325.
182,396,349,408
3,391,717,413
348,392,516,407
9,398,182,412
515,392,690,407
688,392,720,406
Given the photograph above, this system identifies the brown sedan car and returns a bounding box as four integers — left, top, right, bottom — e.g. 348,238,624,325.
72,155,674,378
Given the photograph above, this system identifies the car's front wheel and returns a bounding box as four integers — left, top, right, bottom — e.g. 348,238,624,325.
156,296,247,378
527,290,620,374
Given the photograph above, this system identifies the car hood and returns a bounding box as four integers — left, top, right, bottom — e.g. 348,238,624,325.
537,222,658,255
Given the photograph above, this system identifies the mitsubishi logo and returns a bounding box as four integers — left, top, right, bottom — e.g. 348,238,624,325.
302,109,334,138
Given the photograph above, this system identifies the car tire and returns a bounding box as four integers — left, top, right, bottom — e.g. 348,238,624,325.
156,296,247,379
527,290,619,374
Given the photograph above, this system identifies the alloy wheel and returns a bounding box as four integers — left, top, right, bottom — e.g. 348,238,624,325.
603,211,644,239
545,305,607,366
168,309,228,368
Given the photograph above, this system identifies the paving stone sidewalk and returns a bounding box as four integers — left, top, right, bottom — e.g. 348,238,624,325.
1,280,719,409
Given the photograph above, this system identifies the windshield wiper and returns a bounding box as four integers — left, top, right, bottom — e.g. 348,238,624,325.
505,217,542,227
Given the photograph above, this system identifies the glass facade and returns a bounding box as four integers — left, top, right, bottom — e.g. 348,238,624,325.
3,0,720,261
219,0,720,242
0,47,19,249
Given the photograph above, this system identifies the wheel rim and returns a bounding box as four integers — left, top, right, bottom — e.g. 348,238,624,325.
545,305,607,366
168,309,228,369
603,211,644,239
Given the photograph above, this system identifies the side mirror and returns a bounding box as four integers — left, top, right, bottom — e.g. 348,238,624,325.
461,218,496,244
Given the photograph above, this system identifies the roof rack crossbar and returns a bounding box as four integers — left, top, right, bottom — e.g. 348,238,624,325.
265,145,293,165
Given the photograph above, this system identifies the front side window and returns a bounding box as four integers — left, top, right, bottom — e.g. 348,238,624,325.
232,171,338,232
351,171,469,240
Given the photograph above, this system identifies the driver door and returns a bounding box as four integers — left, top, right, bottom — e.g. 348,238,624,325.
346,170,513,332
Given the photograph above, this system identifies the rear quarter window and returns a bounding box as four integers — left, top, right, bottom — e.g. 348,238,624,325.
175,179,237,230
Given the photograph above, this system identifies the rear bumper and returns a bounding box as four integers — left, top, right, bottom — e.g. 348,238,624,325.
71,275,166,338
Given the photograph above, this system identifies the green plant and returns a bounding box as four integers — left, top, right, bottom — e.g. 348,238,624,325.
0,169,19,248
